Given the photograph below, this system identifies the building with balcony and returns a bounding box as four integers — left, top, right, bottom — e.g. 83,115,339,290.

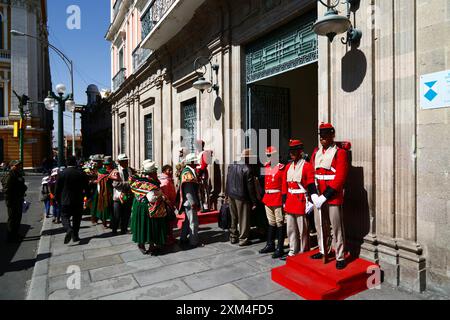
106,0,450,296
0,0,52,169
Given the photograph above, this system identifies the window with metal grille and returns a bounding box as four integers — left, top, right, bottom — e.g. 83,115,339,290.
120,123,126,154
118,47,124,70
144,114,153,160
181,99,197,153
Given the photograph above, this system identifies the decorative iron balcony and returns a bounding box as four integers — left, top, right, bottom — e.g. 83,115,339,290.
132,45,152,73
0,49,11,61
141,0,176,40
112,68,127,92
0,117,9,127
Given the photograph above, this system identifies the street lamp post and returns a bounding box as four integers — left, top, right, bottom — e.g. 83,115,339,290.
12,91,30,166
11,30,77,167
44,84,72,167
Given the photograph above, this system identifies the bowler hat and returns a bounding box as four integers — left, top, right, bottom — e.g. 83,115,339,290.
117,154,129,161
142,160,158,174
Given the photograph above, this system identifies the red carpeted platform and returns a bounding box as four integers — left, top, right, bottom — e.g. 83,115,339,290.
272,249,380,300
176,211,219,229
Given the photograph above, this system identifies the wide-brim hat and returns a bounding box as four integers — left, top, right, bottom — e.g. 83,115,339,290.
9,160,22,167
92,154,103,162
51,168,59,176
117,154,129,161
142,160,158,174
185,153,198,163
41,177,50,184
239,149,257,159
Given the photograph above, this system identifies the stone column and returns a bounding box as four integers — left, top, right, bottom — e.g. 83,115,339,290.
134,94,140,170
10,4,28,116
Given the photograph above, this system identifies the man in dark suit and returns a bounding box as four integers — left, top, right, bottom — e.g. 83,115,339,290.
56,156,90,244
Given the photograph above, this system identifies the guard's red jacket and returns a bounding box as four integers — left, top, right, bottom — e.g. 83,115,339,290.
311,146,349,206
262,162,285,207
282,160,315,215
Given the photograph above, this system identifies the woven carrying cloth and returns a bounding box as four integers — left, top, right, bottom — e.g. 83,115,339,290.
130,176,166,218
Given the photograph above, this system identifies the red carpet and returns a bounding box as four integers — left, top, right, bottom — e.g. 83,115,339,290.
176,211,219,229
272,249,380,300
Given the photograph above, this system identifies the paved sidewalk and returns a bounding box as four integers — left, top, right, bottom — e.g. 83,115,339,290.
27,217,444,300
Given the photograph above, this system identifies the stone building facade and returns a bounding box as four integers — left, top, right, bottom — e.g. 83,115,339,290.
0,0,52,168
106,0,450,295
80,84,113,159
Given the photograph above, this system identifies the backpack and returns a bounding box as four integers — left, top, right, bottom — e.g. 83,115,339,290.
336,141,352,165
218,202,231,230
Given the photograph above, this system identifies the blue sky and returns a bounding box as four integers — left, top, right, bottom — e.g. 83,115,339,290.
47,0,111,136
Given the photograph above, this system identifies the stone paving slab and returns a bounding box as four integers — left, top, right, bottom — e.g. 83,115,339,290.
49,252,85,266
110,234,135,246
157,246,221,265
234,272,285,298
48,275,139,300
133,260,211,287
99,279,193,300
48,271,92,294
120,250,154,263
245,255,287,273
255,289,304,300
348,285,424,300
27,216,441,300
48,254,123,277
182,262,260,292
200,247,262,268
89,256,164,282
51,238,113,256
176,283,250,300
83,243,138,260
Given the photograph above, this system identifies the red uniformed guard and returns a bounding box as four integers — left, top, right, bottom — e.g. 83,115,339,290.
282,140,317,258
259,146,286,259
310,123,349,270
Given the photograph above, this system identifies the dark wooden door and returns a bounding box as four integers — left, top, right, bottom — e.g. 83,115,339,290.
248,85,291,162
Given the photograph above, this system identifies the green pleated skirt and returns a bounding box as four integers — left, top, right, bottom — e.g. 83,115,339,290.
130,198,168,246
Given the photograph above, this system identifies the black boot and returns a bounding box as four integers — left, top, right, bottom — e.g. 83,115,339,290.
259,225,276,254
272,226,285,259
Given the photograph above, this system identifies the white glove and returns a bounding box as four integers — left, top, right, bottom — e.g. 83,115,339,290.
311,194,319,205
313,195,327,210
305,201,314,215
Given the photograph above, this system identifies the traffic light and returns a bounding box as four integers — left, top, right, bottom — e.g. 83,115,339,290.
13,122,18,138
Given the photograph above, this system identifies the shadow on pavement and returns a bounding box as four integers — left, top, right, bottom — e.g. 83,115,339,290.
0,223,31,277
41,225,91,237
2,252,51,274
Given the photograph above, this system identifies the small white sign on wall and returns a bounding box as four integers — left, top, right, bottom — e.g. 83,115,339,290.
420,70,450,110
